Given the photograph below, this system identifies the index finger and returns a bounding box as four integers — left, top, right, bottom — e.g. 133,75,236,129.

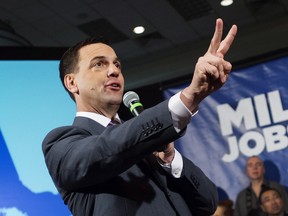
217,24,238,57
207,18,223,55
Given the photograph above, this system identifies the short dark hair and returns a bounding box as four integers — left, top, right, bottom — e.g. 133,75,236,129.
258,186,281,204
59,36,109,101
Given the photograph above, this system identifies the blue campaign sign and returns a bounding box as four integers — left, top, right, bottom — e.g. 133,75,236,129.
163,56,288,203
0,61,74,215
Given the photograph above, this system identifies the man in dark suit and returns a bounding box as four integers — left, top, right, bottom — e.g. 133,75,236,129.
42,18,237,215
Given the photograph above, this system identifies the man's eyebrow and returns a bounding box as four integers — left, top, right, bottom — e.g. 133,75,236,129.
88,56,121,69
87,56,103,69
90,56,106,62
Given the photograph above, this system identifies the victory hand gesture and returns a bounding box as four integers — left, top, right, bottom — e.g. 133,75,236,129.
181,18,238,112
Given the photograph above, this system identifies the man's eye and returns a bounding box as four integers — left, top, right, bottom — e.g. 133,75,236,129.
95,62,103,67
115,62,121,68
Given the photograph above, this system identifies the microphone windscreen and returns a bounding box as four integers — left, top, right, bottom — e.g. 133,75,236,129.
123,91,140,107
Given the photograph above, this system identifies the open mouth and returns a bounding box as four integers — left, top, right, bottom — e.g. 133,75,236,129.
106,83,121,91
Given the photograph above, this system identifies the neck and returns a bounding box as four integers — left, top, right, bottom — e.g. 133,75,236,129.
251,178,263,197
251,178,263,186
76,104,119,119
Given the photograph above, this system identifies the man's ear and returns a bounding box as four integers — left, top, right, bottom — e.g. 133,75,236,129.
64,73,78,94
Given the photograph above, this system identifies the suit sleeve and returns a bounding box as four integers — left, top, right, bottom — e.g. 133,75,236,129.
42,100,181,191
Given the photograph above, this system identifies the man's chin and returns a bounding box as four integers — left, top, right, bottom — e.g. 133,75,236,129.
108,97,122,106
104,91,123,105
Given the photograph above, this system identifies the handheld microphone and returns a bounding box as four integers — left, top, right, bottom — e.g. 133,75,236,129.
123,91,144,116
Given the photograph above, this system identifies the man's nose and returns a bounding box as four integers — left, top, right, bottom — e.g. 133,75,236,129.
107,65,120,77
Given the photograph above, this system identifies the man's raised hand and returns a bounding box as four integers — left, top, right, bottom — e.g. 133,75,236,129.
181,18,238,112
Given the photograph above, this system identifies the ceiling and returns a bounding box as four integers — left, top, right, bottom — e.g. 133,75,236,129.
1,0,288,90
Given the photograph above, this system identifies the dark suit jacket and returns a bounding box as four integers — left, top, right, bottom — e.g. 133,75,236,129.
42,100,218,216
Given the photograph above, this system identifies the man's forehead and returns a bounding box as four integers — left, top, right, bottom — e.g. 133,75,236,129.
79,43,117,58
262,190,278,198
266,190,276,195
247,156,262,164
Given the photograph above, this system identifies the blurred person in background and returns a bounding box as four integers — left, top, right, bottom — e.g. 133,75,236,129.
234,156,288,216
212,199,234,216
259,187,288,216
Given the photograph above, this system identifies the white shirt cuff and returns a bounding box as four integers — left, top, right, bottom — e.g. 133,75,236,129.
168,91,197,133
170,149,183,178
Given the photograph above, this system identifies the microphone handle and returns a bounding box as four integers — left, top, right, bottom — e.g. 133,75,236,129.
130,101,144,116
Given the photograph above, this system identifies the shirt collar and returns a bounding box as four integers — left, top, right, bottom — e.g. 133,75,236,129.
76,112,121,127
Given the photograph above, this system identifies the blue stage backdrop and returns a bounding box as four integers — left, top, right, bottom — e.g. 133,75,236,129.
163,56,288,203
0,61,74,216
